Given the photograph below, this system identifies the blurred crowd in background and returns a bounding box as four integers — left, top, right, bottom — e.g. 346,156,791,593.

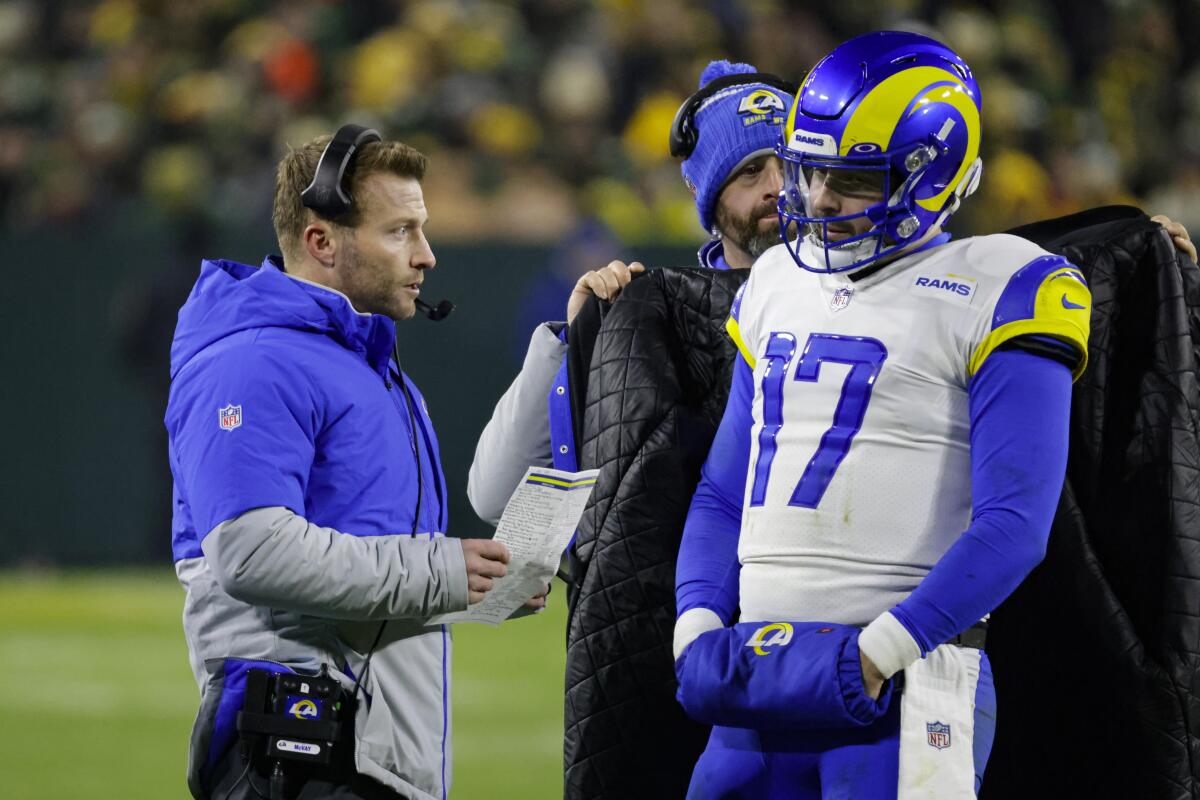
4,0,1199,249
2,0,1198,565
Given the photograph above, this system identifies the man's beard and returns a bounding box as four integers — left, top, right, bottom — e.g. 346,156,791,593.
716,202,783,259
341,240,409,320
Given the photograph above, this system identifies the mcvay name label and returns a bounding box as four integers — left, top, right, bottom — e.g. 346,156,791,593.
276,739,322,756
911,274,977,306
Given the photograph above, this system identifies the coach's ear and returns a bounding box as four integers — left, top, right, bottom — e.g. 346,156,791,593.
302,219,339,271
673,607,724,660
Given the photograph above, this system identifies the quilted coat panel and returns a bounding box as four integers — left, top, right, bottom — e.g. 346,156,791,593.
985,208,1200,799
563,267,747,799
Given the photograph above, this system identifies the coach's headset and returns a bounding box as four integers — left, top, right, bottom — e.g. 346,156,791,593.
668,71,798,159
301,123,454,322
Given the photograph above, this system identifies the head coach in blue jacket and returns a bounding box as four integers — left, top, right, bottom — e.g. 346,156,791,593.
166,128,519,800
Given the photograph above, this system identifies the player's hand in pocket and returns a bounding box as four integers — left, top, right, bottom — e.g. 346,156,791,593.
860,650,886,700
461,538,510,604
566,261,646,324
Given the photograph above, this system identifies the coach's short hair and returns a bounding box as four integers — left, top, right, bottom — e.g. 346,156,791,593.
272,134,427,256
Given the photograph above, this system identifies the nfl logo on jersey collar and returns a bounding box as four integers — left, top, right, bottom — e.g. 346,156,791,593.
829,286,854,311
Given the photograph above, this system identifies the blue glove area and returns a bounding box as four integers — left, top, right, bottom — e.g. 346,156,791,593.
675,621,892,731
890,347,1073,654
675,357,754,623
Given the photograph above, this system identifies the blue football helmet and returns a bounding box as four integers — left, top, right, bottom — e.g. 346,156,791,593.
777,31,984,273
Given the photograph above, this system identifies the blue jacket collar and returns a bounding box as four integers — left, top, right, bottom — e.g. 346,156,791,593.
170,255,396,379
698,239,731,271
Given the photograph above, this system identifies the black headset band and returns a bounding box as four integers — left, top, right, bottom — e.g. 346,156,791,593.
669,72,798,159
300,123,382,220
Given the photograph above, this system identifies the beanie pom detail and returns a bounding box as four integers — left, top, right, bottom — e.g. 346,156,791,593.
699,60,757,89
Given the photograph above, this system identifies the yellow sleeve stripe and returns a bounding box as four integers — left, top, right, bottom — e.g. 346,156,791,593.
969,319,1090,381
970,267,1092,381
725,316,757,369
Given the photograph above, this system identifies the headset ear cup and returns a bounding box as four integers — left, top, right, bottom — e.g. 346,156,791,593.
301,124,382,219
669,95,697,158
668,72,798,160
677,122,696,158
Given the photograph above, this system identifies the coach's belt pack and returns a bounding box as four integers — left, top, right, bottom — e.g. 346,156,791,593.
236,666,351,767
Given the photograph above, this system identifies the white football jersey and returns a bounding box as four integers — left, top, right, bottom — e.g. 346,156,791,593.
726,234,1090,626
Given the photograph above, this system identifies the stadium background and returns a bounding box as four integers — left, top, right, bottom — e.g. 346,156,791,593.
0,1,1196,797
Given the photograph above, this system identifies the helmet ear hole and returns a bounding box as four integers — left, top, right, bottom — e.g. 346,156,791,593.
888,166,907,202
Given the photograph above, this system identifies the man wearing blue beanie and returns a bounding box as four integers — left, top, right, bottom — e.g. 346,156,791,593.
677,60,794,271
467,60,795,526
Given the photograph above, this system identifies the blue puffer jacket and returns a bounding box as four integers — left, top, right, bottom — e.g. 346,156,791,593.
167,255,468,800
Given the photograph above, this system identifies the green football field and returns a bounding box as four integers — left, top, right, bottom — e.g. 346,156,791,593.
0,570,567,799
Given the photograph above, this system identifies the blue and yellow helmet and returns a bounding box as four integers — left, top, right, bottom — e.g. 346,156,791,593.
777,31,983,273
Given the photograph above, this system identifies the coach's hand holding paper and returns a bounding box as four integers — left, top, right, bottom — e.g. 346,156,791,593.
431,466,599,626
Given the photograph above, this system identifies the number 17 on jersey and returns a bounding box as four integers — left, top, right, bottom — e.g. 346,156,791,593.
750,332,888,509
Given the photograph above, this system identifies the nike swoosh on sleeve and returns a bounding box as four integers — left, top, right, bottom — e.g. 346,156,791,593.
1061,294,1087,310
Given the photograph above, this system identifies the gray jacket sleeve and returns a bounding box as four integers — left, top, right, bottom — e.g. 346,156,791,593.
467,323,566,525
202,506,469,620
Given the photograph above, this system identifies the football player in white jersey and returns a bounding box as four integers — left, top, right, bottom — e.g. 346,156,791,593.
672,31,1094,798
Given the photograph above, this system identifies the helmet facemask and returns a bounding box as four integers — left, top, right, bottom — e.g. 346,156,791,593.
777,127,965,274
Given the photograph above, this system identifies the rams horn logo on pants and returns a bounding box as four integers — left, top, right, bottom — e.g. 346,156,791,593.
745,622,794,656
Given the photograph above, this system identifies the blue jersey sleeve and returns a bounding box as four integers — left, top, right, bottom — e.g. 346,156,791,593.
676,356,753,623
887,347,1071,654
168,348,318,538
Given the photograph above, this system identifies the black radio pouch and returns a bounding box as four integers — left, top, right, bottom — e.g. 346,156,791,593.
237,668,347,767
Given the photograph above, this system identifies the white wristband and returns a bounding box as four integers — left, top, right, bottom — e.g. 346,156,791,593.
673,607,724,660
858,611,922,679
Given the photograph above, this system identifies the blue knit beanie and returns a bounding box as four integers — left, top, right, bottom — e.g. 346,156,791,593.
681,60,793,233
